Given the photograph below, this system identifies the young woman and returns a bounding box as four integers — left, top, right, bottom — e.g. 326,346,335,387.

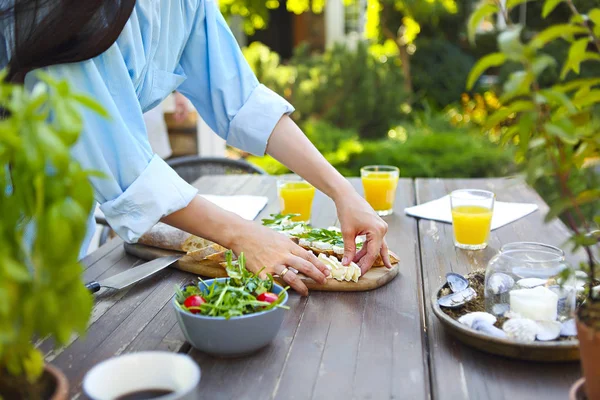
0,0,392,295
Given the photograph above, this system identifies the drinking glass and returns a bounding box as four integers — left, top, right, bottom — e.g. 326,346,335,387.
360,165,399,216
277,177,316,223
450,189,495,250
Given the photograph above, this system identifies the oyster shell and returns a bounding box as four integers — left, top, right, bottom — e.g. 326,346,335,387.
438,287,477,308
535,320,561,341
502,318,538,342
446,272,469,293
458,312,497,328
488,273,515,295
472,320,507,339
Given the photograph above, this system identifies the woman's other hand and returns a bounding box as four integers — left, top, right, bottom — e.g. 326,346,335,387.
334,189,392,274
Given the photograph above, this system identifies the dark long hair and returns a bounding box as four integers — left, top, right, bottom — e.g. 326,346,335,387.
1,0,136,83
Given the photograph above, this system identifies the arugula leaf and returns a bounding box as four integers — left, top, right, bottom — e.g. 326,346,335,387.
176,251,289,319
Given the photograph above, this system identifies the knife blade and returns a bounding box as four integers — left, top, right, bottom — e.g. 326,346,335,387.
85,255,181,293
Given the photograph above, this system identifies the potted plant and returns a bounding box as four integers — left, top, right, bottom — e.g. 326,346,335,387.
0,71,105,399
467,0,599,398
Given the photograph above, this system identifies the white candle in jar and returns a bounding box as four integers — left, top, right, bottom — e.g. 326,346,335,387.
509,286,558,321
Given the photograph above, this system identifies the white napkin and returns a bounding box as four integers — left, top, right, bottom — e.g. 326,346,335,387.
404,195,538,230
200,195,268,221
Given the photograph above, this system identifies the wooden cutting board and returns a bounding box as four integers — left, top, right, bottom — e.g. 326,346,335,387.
124,243,400,292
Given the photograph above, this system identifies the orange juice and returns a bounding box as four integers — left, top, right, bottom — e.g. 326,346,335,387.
451,205,493,246
278,182,315,222
361,172,398,213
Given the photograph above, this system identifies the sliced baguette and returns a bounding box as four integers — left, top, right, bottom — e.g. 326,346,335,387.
138,222,213,252
187,244,229,262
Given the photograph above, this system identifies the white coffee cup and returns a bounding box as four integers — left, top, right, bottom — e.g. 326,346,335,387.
83,351,201,400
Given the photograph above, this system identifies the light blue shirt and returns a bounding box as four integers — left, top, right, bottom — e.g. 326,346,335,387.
4,0,293,258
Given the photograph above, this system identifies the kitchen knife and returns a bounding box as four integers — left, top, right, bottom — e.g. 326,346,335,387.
85,255,181,293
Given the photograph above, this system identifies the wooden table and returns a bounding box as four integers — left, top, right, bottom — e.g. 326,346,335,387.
42,176,582,399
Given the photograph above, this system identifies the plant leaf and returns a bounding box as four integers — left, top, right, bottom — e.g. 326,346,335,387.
485,100,535,128
553,78,600,92
529,24,588,49
572,89,600,108
560,38,591,79
72,93,110,118
542,0,563,18
467,53,507,90
500,71,533,102
575,189,600,206
590,9,600,36
498,25,526,60
545,121,578,144
468,3,499,45
507,0,534,9
532,54,557,76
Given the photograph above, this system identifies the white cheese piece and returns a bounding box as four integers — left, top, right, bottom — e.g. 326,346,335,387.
288,225,305,235
352,265,361,282
318,253,336,272
313,241,333,251
344,266,354,281
327,226,342,232
332,245,344,255
299,238,311,247
356,235,366,244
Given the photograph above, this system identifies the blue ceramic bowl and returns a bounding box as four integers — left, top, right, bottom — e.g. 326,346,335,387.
173,278,288,357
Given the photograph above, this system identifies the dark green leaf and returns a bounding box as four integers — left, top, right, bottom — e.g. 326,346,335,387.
542,0,563,18
545,198,571,222
466,53,507,90
468,3,499,45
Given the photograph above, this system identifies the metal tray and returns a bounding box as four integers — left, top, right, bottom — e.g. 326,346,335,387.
431,283,580,362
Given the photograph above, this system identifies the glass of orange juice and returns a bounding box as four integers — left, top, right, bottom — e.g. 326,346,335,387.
277,177,316,223
450,189,495,250
360,165,399,216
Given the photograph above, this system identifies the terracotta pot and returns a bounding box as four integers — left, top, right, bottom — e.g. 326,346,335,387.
576,318,600,400
45,364,69,400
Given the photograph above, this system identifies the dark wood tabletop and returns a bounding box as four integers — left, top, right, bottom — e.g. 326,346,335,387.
43,175,582,400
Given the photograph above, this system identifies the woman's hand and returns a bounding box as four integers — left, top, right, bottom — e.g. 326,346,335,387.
173,92,189,123
229,222,330,296
334,189,392,274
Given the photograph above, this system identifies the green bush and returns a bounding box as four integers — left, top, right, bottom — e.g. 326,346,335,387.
340,131,515,178
243,41,408,140
248,120,514,178
411,38,475,108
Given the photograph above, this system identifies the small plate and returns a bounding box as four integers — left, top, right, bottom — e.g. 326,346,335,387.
431,283,580,362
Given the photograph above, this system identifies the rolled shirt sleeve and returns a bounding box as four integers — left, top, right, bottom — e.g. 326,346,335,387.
32,50,198,245
177,0,294,156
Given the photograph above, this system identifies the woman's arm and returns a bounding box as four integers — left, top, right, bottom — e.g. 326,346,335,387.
266,116,392,272
161,195,329,296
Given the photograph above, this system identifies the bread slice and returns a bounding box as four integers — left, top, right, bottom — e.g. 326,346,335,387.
138,222,213,252
187,244,229,262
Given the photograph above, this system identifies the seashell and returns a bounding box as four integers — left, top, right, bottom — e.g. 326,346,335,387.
492,304,510,317
517,278,548,288
502,318,538,342
458,312,497,328
472,320,508,339
488,273,515,294
560,319,577,337
438,287,477,308
535,320,561,341
446,272,469,293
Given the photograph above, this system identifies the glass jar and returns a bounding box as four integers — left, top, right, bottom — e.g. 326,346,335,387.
484,242,575,321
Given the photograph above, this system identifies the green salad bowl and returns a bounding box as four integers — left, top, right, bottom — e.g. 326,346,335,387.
173,278,289,357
